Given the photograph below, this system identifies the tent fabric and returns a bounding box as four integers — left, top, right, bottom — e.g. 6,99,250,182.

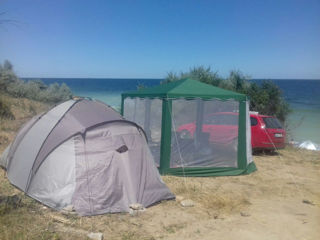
72,122,173,215
121,78,257,177
5,113,45,170
7,100,76,191
1,99,174,215
31,100,126,183
28,137,76,209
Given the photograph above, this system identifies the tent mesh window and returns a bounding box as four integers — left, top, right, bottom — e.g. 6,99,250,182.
124,98,162,166
170,98,239,168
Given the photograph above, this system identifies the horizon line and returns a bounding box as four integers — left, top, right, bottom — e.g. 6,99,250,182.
20,77,320,80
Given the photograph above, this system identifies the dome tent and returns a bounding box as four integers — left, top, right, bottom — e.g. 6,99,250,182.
121,78,257,176
0,99,174,216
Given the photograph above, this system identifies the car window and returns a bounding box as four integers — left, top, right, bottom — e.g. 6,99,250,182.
250,117,258,126
205,114,238,125
262,117,283,129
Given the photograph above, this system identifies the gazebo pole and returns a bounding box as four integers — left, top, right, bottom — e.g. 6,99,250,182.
237,100,247,169
159,98,172,174
144,99,152,141
120,96,125,115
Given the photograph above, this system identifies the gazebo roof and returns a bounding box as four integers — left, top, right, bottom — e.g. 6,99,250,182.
122,78,247,101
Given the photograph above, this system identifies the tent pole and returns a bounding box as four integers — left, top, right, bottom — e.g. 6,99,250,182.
120,97,125,116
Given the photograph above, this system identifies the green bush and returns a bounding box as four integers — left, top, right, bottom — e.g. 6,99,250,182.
247,81,290,122
165,66,291,122
0,60,73,103
0,60,19,91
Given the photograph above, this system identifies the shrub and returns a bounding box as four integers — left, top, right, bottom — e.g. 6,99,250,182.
165,66,291,122
247,81,290,122
0,60,73,103
0,60,19,91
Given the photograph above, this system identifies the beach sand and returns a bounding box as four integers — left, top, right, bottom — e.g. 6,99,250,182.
0,97,319,240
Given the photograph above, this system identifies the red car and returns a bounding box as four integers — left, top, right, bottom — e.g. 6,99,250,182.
177,112,286,151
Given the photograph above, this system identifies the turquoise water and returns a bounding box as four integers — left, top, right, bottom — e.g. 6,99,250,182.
259,79,320,145
34,78,320,145
38,78,161,109
286,109,320,144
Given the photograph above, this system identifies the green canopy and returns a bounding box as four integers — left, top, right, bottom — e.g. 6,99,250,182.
122,78,247,101
121,78,256,177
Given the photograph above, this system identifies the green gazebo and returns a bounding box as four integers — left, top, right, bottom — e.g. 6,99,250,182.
121,78,256,176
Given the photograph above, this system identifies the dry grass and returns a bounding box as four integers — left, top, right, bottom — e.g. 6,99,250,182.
0,94,49,153
164,175,251,216
0,96,319,240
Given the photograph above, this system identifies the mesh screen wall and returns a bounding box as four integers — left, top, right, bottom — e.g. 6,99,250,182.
170,99,239,168
124,98,162,165
122,78,256,177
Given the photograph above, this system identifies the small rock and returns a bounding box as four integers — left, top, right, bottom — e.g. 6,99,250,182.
61,205,78,215
302,199,315,206
175,195,184,202
180,199,194,207
129,207,146,216
50,214,70,224
129,208,137,216
62,204,74,212
240,212,250,217
87,232,103,240
129,203,144,210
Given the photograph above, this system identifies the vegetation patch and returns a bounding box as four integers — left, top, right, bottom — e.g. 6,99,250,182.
165,66,291,122
0,97,15,120
163,223,186,234
0,60,73,104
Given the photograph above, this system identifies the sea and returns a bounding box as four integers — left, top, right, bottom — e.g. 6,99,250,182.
31,78,320,147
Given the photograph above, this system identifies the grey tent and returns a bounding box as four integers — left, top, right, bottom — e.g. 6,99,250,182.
0,99,174,216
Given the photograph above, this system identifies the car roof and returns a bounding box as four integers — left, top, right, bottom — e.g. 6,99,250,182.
206,112,276,118
254,114,276,118
207,112,238,116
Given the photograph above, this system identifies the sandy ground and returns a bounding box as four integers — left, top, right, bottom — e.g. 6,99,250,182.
0,97,319,240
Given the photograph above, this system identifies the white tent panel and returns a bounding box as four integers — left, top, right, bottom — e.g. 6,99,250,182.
28,137,76,209
7,100,75,191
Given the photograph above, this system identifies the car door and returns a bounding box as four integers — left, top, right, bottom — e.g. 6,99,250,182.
250,116,259,148
203,114,238,144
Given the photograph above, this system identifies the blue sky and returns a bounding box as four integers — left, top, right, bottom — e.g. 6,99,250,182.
0,0,319,79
